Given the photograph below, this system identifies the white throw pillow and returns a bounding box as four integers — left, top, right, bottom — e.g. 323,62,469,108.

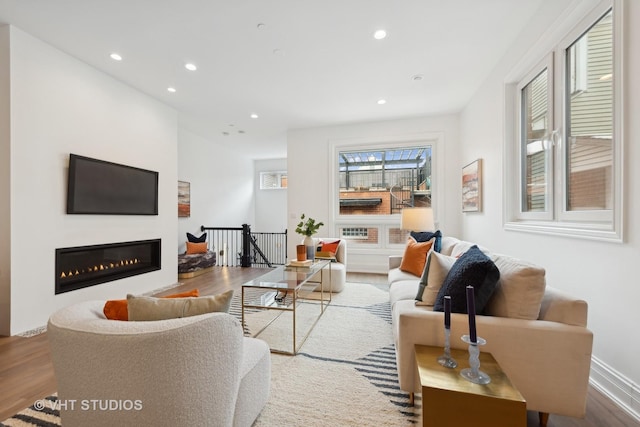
484,254,546,320
127,290,234,321
415,251,457,306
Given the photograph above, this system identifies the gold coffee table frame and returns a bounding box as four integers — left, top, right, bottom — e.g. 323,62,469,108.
241,259,331,355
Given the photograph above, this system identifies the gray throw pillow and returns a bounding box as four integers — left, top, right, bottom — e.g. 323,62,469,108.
127,290,234,321
415,251,457,305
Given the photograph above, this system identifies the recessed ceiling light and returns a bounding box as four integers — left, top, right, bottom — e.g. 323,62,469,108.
373,30,387,40
412,74,424,81
167,87,176,93
185,63,197,71
238,130,245,134
257,23,266,30
250,113,259,119
110,53,122,61
222,131,230,136
377,99,387,105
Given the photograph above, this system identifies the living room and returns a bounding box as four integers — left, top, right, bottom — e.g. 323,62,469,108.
1,0,639,425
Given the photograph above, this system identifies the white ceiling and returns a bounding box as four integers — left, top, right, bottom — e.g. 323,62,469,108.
0,0,551,159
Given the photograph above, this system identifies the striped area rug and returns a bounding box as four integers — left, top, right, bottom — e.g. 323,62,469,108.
2,282,420,426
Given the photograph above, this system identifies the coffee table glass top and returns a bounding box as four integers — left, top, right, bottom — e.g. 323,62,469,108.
242,259,330,291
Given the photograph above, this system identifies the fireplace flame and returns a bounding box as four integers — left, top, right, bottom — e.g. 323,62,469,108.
59,258,142,280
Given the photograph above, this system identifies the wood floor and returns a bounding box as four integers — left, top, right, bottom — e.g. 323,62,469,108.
0,268,637,427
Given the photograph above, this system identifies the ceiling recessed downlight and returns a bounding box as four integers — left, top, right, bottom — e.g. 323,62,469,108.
167,87,176,93
250,113,259,119
377,99,387,105
185,63,197,71
412,74,424,81
373,30,387,40
110,53,122,61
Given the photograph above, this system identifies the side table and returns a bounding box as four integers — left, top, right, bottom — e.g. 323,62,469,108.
415,344,526,427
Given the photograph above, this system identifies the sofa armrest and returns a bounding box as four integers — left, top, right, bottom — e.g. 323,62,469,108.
389,255,402,270
393,300,593,417
538,286,588,327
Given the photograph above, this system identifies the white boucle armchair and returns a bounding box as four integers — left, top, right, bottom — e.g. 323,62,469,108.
310,237,347,293
47,301,271,427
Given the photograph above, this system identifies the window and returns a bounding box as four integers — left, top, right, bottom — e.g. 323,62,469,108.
505,1,622,241
260,171,287,189
329,138,440,251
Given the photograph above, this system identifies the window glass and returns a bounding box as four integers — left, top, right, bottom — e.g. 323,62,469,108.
521,68,551,213
565,10,613,211
339,146,431,216
260,171,287,189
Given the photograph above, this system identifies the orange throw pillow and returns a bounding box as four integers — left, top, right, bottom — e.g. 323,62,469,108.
103,289,200,321
399,238,434,277
186,242,208,254
320,240,340,254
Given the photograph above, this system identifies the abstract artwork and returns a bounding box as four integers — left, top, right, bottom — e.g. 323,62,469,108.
462,159,482,212
178,180,190,217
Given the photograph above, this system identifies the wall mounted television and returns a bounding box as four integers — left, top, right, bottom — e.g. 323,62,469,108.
67,154,159,215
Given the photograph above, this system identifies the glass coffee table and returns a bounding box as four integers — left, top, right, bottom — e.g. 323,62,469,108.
241,259,331,355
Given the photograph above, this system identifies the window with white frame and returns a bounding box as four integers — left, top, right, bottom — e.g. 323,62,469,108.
505,1,622,241
260,171,287,189
330,138,439,250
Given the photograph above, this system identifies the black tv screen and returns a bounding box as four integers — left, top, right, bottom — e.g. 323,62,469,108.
67,154,159,215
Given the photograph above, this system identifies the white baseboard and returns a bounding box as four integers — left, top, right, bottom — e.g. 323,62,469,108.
590,356,640,422
346,262,388,275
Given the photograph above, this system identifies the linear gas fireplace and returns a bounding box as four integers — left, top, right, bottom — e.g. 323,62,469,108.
55,239,161,294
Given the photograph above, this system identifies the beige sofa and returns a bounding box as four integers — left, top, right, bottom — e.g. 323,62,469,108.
48,301,271,427
389,236,593,423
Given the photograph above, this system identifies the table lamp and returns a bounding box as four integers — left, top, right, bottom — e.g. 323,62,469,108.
400,207,434,232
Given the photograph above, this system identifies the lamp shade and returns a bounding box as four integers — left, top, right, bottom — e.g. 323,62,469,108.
400,207,434,232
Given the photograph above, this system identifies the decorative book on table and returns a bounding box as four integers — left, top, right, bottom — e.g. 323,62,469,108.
287,259,312,267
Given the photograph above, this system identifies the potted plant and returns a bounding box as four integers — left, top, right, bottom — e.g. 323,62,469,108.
295,214,324,261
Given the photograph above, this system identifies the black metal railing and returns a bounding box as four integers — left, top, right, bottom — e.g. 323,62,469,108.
200,225,287,268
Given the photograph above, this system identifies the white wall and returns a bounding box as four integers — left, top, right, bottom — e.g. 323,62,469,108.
177,129,255,253
287,115,460,272
0,26,11,334
254,158,287,233
459,0,640,418
4,27,179,335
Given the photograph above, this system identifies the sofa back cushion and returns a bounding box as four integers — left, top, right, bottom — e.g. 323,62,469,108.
484,254,546,320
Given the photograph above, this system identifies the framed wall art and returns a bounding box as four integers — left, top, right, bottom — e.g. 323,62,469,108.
462,159,482,212
178,180,191,218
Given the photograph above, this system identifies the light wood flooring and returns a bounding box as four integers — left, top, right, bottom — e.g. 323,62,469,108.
0,268,637,427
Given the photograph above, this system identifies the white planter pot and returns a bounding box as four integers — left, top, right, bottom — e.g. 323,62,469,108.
303,236,315,261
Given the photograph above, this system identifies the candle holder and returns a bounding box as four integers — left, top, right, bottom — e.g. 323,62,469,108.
460,335,491,384
437,327,458,368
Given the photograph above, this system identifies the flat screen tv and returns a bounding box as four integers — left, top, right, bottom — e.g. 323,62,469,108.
67,154,159,215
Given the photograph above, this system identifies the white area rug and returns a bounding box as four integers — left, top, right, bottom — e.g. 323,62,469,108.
244,282,420,426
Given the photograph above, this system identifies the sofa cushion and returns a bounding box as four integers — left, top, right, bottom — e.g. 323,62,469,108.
388,267,420,284
433,245,500,314
415,251,457,306
399,238,433,277
127,290,234,321
450,240,491,258
410,230,442,253
390,280,420,308
484,254,546,320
